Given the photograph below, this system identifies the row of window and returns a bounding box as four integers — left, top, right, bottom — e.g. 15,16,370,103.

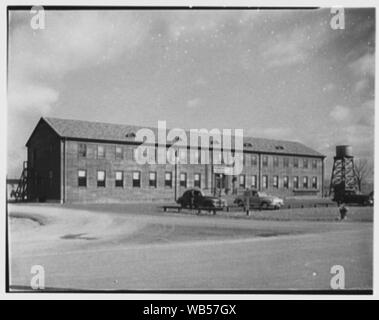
77,170,202,188
78,169,318,190
239,174,318,190
77,143,319,169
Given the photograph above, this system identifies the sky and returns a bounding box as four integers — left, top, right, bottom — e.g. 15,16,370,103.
7,8,375,178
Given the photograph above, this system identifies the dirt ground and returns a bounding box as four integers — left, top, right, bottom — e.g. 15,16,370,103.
8,203,373,291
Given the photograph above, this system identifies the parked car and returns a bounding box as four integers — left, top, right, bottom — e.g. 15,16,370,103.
177,188,227,208
234,190,284,209
334,190,373,206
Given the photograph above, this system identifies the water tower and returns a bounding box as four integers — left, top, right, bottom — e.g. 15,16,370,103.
329,145,359,197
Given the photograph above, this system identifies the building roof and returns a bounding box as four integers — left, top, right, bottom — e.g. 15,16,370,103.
40,117,324,158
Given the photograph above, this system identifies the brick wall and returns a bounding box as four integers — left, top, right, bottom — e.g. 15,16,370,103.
63,140,324,203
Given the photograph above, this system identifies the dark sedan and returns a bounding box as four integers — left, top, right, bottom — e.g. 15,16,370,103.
334,190,373,206
177,188,227,209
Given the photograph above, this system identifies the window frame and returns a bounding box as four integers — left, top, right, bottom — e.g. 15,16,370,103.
303,176,309,189
312,176,318,189
262,175,268,189
132,171,141,188
97,170,106,187
180,172,187,188
165,171,173,188
97,145,105,159
78,143,87,158
239,174,246,188
293,158,299,168
251,155,258,166
149,171,157,188
115,171,124,187
273,175,279,188
262,156,269,167
115,146,123,160
293,176,299,189
194,173,201,188
78,169,87,187
251,175,257,188
283,176,289,189
273,157,279,168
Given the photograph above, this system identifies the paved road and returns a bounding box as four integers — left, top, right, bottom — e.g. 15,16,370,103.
9,205,372,291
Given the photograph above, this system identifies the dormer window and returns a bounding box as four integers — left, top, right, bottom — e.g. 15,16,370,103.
125,132,136,138
275,145,284,150
243,142,253,148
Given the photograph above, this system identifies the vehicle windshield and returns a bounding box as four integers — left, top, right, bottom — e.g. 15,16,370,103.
257,192,268,197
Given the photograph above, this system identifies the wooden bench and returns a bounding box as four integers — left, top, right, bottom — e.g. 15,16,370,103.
161,205,229,215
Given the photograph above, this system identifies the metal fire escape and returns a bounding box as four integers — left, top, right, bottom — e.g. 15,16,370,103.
13,161,29,202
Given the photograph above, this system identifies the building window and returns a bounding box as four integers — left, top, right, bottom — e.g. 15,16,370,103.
190,149,200,164
251,175,257,188
293,176,299,189
312,159,317,169
115,146,123,160
303,159,308,169
78,143,87,157
127,147,135,161
293,158,299,168
132,171,141,188
78,170,87,187
97,145,105,159
251,155,257,166
283,158,289,168
180,173,187,188
243,154,250,166
312,176,318,189
262,175,268,189
273,175,279,188
165,172,172,188
115,171,123,187
97,170,106,187
283,176,289,189
179,149,187,164
262,156,268,167
194,173,201,188
149,172,157,188
273,157,279,167
303,176,309,189
239,174,246,188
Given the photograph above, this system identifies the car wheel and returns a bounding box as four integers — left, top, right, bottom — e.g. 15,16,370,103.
237,199,244,207
261,202,269,210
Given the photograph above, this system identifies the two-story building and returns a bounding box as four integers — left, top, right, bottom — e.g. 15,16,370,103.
25,117,325,203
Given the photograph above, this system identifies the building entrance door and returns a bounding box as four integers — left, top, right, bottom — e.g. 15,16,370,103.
214,173,226,195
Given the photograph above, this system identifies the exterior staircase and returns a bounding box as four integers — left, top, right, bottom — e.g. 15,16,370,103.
12,161,29,202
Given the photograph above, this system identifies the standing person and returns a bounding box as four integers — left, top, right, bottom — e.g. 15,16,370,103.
339,203,348,221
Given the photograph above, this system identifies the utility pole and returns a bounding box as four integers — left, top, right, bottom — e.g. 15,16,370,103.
174,149,178,201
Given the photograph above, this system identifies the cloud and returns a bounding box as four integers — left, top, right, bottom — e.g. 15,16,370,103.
187,97,202,109
262,31,309,68
247,127,295,141
329,105,351,121
9,11,148,82
8,83,59,115
322,83,335,93
349,52,375,78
